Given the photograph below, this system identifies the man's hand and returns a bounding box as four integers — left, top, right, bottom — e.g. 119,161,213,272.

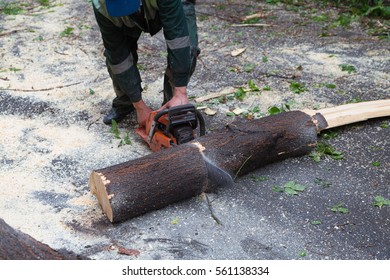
158,86,189,111
133,100,152,127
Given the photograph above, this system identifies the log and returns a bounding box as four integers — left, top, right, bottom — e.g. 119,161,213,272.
0,218,84,260
90,100,390,223
90,111,322,222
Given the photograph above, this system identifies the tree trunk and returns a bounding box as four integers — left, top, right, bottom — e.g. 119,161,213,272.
90,100,390,223
90,111,323,223
0,218,84,260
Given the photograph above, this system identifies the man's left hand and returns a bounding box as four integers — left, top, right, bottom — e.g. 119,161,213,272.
158,86,189,111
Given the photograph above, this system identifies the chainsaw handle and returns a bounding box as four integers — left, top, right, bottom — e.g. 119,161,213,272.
153,109,169,122
195,109,206,136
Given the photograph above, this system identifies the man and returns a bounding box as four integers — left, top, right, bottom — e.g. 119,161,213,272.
92,0,199,127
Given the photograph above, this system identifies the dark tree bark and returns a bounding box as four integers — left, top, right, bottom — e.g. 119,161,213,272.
90,111,322,223
0,218,85,260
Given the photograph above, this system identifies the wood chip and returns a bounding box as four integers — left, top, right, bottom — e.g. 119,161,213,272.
204,108,217,116
242,12,270,21
231,47,246,57
233,108,244,115
117,247,140,257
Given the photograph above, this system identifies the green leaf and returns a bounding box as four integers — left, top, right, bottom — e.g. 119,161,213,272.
284,187,299,195
38,0,50,7
339,64,357,74
60,27,74,37
331,204,349,214
312,14,329,22
248,80,260,92
310,152,322,163
372,161,381,167
234,87,246,101
9,67,22,72
262,56,269,63
373,196,390,208
311,220,322,225
251,106,260,113
289,81,307,94
268,106,281,115
310,142,344,162
379,122,389,129
272,186,284,193
171,217,179,225
1,2,24,15
89,88,95,95
347,98,365,104
124,132,132,145
110,120,121,139
226,112,235,117
320,130,338,140
314,178,332,188
251,175,268,182
34,35,44,42
325,83,337,89
275,181,307,196
283,181,306,195
243,63,256,73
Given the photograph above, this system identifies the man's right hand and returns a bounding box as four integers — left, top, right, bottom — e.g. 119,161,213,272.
133,100,152,128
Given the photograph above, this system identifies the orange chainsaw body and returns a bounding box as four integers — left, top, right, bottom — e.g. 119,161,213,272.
135,111,177,152
135,104,204,152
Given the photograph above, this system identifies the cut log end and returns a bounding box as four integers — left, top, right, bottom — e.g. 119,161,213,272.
89,172,113,222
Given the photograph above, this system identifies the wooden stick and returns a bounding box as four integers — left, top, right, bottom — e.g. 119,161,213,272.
303,99,390,131
242,12,270,21
1,81,82,92
195,87,235,103
231,23,272,27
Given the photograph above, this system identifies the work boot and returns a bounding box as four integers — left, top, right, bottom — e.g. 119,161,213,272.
103,105,135,125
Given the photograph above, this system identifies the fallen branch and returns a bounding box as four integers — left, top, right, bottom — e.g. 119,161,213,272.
1,81,82,92
0,29,28,37
195,87,235,103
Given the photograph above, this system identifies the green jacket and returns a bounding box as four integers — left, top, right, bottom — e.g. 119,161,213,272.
93,0,193,87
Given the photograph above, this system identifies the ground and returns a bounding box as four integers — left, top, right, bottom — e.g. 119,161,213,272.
0,0,389,260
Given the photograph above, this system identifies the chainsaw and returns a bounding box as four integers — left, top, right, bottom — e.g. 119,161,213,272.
135,104,205,152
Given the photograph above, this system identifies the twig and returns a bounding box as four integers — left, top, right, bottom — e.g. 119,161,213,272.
87,117,101,130
54,50,69,56
242,12,271,21
234,155,252,181
0,29,27,37
1,81,82,92
204,193,222,226
231,23,272,27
